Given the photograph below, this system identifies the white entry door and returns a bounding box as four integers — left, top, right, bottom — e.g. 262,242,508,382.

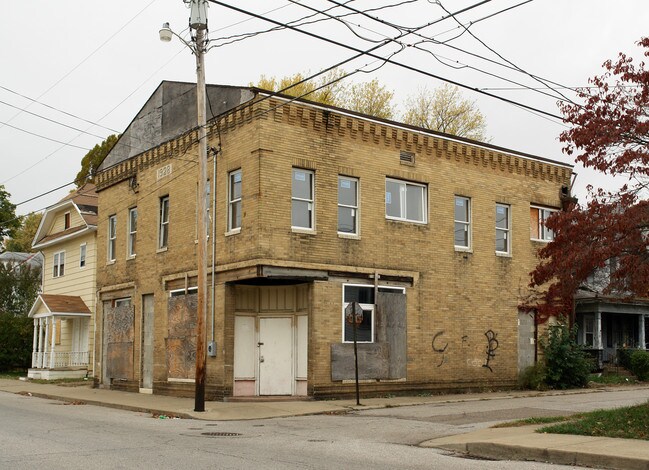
259,317,293,395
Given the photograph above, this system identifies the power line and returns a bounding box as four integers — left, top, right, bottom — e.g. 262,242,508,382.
0,121,91,151
209,0,564,121
0,85,121,134
0,99,109,141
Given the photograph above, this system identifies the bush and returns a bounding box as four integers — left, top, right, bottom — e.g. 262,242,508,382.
540,320,591,389
618,348,634,370
0,314,32,372
519,363,547,390
630,350,649,381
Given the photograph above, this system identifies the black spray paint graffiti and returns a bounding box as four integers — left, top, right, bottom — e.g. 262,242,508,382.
432,329,500,371
482,330,499,372
431,331,448,367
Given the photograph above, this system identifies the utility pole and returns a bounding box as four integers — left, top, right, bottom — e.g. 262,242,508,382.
192,0,209,413
160,0,209,413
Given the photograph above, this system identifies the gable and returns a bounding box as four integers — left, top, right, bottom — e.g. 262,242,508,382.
99,81,255,171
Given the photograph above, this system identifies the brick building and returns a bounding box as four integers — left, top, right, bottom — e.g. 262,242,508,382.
94,81,572,398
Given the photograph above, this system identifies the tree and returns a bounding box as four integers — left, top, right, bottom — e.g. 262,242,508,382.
0,243,42,371
75,134,118,187
402,84,489,141
0,185,20,250
4,212,43,253
528,37,649,321
540,320,591,389
253,69,395,118
342,79,395,120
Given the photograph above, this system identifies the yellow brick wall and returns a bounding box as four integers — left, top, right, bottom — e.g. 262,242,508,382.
95,98,570,394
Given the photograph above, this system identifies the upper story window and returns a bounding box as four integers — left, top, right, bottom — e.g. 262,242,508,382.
454,196,471,249
108,215,117,262
228,170,242,232
159,196,169,249
79,244,87,268
385,178,427,223
64,212,71,230
495,203,511,254
292,168,314,230
338,176,358,235
342,284,405,343
53,251,65,277
128,207,137,258
530,205,557,241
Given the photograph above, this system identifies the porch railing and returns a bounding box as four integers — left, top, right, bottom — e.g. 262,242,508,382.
31,351,89,369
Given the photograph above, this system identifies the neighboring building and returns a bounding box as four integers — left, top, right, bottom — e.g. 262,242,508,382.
94,81,572,398
575,261,649,367
27,184,97,380
0,251,44,273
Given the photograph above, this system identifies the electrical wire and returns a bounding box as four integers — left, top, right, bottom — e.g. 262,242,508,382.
208,0,564,121
0,121,91,151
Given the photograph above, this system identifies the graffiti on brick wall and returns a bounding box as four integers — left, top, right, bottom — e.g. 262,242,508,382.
482,330,499,372
431,329,499,372
431,330,448,367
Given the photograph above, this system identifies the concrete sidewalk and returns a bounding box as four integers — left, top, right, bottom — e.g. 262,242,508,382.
2,379,649,469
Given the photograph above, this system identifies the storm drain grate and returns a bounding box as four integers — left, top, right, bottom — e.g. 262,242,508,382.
201,432,242,437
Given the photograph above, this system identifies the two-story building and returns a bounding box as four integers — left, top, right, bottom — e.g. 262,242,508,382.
27,184,97,380
93,81,572,398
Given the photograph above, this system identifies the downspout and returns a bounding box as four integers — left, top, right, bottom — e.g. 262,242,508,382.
211,147,217,343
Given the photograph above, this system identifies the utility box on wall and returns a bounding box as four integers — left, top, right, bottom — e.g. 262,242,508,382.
207,341,217,357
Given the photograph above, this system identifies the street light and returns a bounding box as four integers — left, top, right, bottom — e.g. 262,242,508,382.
160,0,209,413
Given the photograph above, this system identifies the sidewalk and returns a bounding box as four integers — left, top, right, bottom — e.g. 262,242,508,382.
2,378,649,469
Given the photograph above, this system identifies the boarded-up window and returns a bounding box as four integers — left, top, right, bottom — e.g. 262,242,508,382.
104,301,134,380
166,294,197,380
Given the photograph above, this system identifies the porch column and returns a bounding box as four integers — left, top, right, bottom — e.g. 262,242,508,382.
44,318,50,368
595,311,603,350
37,318,44,368
49,317,57,369
31,319,38,368
640,315,646,350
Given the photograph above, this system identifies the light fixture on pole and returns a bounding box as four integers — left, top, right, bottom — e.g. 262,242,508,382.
160,0,209,413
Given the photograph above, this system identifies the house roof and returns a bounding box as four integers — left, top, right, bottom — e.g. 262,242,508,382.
32,184,98,249
0,251,43,269
28,294,91,318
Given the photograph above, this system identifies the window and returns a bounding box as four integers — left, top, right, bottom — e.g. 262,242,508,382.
108,215,116,262
228,170,242,231
79,244,86,268
170,287,198,297
495,203,510,254
128,207,137,257
292,168,314,229
113,298,131,308
342,285,405,343
454,196,471,249
385,178,426,223
64,212,71,229
53,251,65,277
338,176,358,234
159,196,169,249
530,206,557,241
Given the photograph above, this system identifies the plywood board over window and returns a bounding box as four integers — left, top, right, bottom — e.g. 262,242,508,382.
104,302,134,380
166,293,197,380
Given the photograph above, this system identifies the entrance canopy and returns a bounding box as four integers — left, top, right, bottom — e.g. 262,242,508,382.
28,294,91,319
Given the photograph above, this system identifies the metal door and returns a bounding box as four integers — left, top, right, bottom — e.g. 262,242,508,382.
259,317,293,395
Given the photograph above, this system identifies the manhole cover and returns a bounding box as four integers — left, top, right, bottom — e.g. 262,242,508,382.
201,432,242,437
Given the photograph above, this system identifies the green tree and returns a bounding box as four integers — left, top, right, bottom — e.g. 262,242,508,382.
75,134,118,187
0,259,41,370
4,212,43,253
0,185,20,249
402,84,489,141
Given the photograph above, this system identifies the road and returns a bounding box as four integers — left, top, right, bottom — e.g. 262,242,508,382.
2,387,648,469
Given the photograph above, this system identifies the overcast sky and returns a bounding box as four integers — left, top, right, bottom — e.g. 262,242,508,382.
1,0,648,216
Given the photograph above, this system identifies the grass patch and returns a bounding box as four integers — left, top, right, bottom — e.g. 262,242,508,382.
0,370,26,380
539,402,649,440
493,415,576,428
30,377,89,385
588,374,636,385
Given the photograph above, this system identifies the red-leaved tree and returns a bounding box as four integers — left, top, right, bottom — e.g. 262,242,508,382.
527,37,649,324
